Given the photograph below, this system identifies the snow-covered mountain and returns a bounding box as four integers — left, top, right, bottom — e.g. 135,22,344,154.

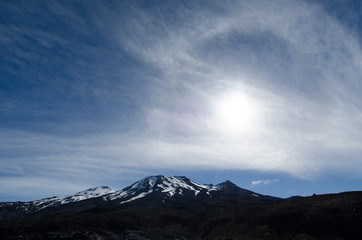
104,175,221,203
0,175,279,219
0,186,115,217
32,186,115,210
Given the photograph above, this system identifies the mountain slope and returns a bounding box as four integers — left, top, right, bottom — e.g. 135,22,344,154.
0,186,115,219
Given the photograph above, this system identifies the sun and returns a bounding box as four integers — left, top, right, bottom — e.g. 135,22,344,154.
214,92,259,134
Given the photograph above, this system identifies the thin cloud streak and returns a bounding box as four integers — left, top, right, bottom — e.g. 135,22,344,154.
251,179,279,187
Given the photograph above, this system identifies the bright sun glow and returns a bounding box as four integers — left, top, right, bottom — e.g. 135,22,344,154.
214,92,259,134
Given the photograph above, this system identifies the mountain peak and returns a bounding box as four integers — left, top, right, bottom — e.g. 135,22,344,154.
105,175,211,202
82,186,113,192
76,186,115,196
173,175,188,181
217,180,237,188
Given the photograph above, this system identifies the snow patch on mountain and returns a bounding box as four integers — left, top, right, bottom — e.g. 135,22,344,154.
6,186,115,213
34,186,115,208
104,175,223,204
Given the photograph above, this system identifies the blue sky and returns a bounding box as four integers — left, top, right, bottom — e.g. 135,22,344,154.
1,0,362,201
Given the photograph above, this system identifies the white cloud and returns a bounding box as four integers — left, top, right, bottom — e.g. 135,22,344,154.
251,179,279,187
107,0,362,178
0,177,90,201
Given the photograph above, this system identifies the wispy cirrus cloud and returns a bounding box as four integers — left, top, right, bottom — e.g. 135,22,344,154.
107,0,362,178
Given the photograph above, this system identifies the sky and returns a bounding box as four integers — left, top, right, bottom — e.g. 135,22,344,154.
1,0,362,201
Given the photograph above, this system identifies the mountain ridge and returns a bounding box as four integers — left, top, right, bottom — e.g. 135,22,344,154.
0,175,279,219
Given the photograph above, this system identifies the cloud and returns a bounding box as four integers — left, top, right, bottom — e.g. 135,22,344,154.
2,0,362,200
251,179,279,187
108,0,362,178
0,177,90,202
